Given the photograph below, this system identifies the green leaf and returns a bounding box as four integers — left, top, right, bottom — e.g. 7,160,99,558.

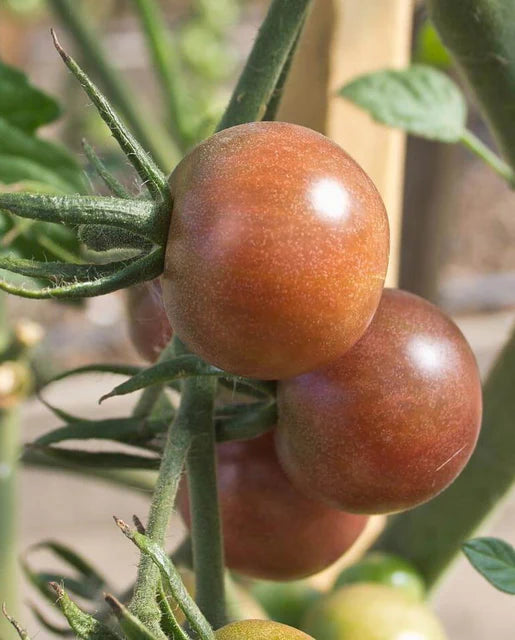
0,61,60,133
462,537,515,594
339,64,467,142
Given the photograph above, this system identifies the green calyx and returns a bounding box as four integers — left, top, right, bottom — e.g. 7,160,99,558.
0,32,173,300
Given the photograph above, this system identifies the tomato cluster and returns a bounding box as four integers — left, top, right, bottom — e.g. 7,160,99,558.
126,121,482,579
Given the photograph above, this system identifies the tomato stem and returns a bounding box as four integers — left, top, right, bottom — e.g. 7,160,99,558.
216,0,312,131
460,129,515,186
0,407,20,639
185,375,226,629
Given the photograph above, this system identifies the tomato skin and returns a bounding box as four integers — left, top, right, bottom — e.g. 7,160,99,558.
178,432,368,580
276,288,482,514
333,552,425,602
302,583,447,640
163,121,389,379
250,580,321,630
215,619,314,639
125,279,172,362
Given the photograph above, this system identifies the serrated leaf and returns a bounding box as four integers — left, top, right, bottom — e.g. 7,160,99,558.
462,537,515,594
339,65,466,142
0,61,60,133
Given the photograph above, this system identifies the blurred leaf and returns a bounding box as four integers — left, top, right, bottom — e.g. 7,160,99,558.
463,537,515,594
30,604,73,637
34,416,168,448
414,21,452,70
30,445,161,469
0,61,60,133
0,118,86,194
339,65,466,142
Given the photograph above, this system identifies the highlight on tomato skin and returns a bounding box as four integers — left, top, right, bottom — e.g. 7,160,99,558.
275,288,483,515
162,120,390,380
215,619,315,639
177,431,368,581
125,279,173,362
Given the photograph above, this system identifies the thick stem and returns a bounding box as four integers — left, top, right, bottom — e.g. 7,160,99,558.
460,129,514,185
47,0,178,170
0,407,19,638
216,0,311,131
129,417,190,637
185,376,225,630
427,0,515,173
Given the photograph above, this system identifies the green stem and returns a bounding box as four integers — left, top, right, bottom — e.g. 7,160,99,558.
427,0,515,174
0,408,19,638
460,130,514,185
216,0,311,131
131,0,191,150
46,0,179,170
129,359,218,635
185,376,225,630
375,325,515,589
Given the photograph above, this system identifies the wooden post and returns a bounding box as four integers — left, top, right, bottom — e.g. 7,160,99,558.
279,0,414,286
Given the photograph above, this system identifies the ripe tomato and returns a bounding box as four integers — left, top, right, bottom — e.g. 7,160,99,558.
215,619,314,639
178,432,368,580
125,279,172,362
163,121,389,379
334,552,425,601
302,583,447,640
275,288,482,514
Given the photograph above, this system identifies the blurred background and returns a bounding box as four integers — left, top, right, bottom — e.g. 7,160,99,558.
0,0,514,638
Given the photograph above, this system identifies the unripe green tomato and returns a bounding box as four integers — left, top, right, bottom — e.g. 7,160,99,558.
215,619,314,639
250,580,321,629
302,583,447,640
333,553,425,602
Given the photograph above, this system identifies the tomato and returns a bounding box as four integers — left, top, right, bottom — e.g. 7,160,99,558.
275,288,482,514
302,583,447,640
215,619,314,639
250,580,321,629
163,121,389,379
125,279,172,362
178,432,368,580
333,553,425,601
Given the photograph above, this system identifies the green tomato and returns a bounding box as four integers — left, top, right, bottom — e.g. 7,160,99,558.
303,583,447,640
250,580,321,629
216,619,314,639
334,553,425,601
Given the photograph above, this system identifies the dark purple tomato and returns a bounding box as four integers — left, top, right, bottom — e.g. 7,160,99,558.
275,289,482,514
163,121,389,379
125,279,173,362
178,432,368,580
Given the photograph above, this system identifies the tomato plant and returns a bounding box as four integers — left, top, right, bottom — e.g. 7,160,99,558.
0,0,514,640
178,432,368,580
275,288,482,514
